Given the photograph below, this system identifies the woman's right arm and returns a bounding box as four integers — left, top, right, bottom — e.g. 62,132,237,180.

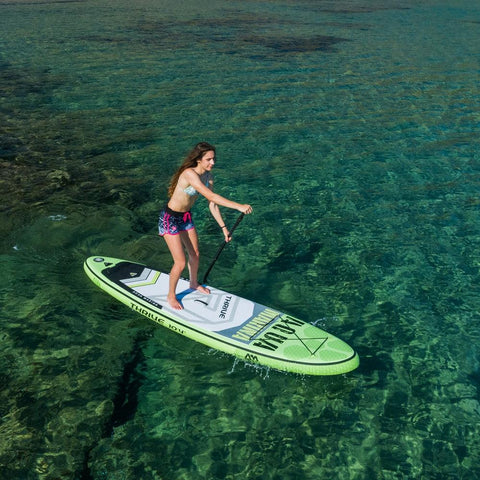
184,170,252,214
208,193,252,214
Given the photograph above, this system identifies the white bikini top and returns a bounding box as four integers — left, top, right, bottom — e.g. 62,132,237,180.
183,174,210,197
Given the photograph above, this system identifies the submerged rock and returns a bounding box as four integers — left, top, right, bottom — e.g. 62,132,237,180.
47,169,71,188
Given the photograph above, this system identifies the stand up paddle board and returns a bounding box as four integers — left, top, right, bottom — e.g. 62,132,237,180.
84,256,359,375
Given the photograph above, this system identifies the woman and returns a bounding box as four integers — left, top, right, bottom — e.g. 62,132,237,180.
159,142,253,310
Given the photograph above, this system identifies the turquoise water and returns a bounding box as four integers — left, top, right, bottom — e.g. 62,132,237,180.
2,0,480,478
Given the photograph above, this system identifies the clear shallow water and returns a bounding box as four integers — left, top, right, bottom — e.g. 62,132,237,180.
1,0,480,478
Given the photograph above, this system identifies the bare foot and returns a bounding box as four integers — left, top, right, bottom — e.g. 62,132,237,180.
167,294,183,310
191,283,211,295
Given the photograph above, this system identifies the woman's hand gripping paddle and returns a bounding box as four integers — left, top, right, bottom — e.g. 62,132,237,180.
202,213,245,285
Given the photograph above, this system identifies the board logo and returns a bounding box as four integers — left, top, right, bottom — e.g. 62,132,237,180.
252,316,305,352
245,353,259,364
130,302,164,326
219,295,233,319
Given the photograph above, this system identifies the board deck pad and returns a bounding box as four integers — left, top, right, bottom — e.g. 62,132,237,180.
84,256,359,375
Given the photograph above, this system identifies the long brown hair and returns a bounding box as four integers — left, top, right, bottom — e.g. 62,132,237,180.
167,142,216,198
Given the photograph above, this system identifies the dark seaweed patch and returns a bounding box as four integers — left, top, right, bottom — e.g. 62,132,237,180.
0,133,27,160
256,0,410,15
1,0,85,5
79,15,353,58
315,6,409,14
103,336,147,436
241,34,350,53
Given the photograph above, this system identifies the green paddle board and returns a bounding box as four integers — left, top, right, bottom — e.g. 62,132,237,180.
84,256,359,375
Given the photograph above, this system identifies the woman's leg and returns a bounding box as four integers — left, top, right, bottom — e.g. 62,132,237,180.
181,228,210,294
163,234,187,309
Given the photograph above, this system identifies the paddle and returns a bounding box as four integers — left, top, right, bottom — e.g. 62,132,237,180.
203,212,245,284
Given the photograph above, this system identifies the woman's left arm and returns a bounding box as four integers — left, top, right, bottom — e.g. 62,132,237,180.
209,202,231,241
207,177,231,241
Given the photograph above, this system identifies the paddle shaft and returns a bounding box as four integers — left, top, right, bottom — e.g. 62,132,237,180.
202,213,245,284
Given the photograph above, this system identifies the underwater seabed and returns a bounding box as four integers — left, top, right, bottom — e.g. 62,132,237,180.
2,0,480,478
2,200,480,478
